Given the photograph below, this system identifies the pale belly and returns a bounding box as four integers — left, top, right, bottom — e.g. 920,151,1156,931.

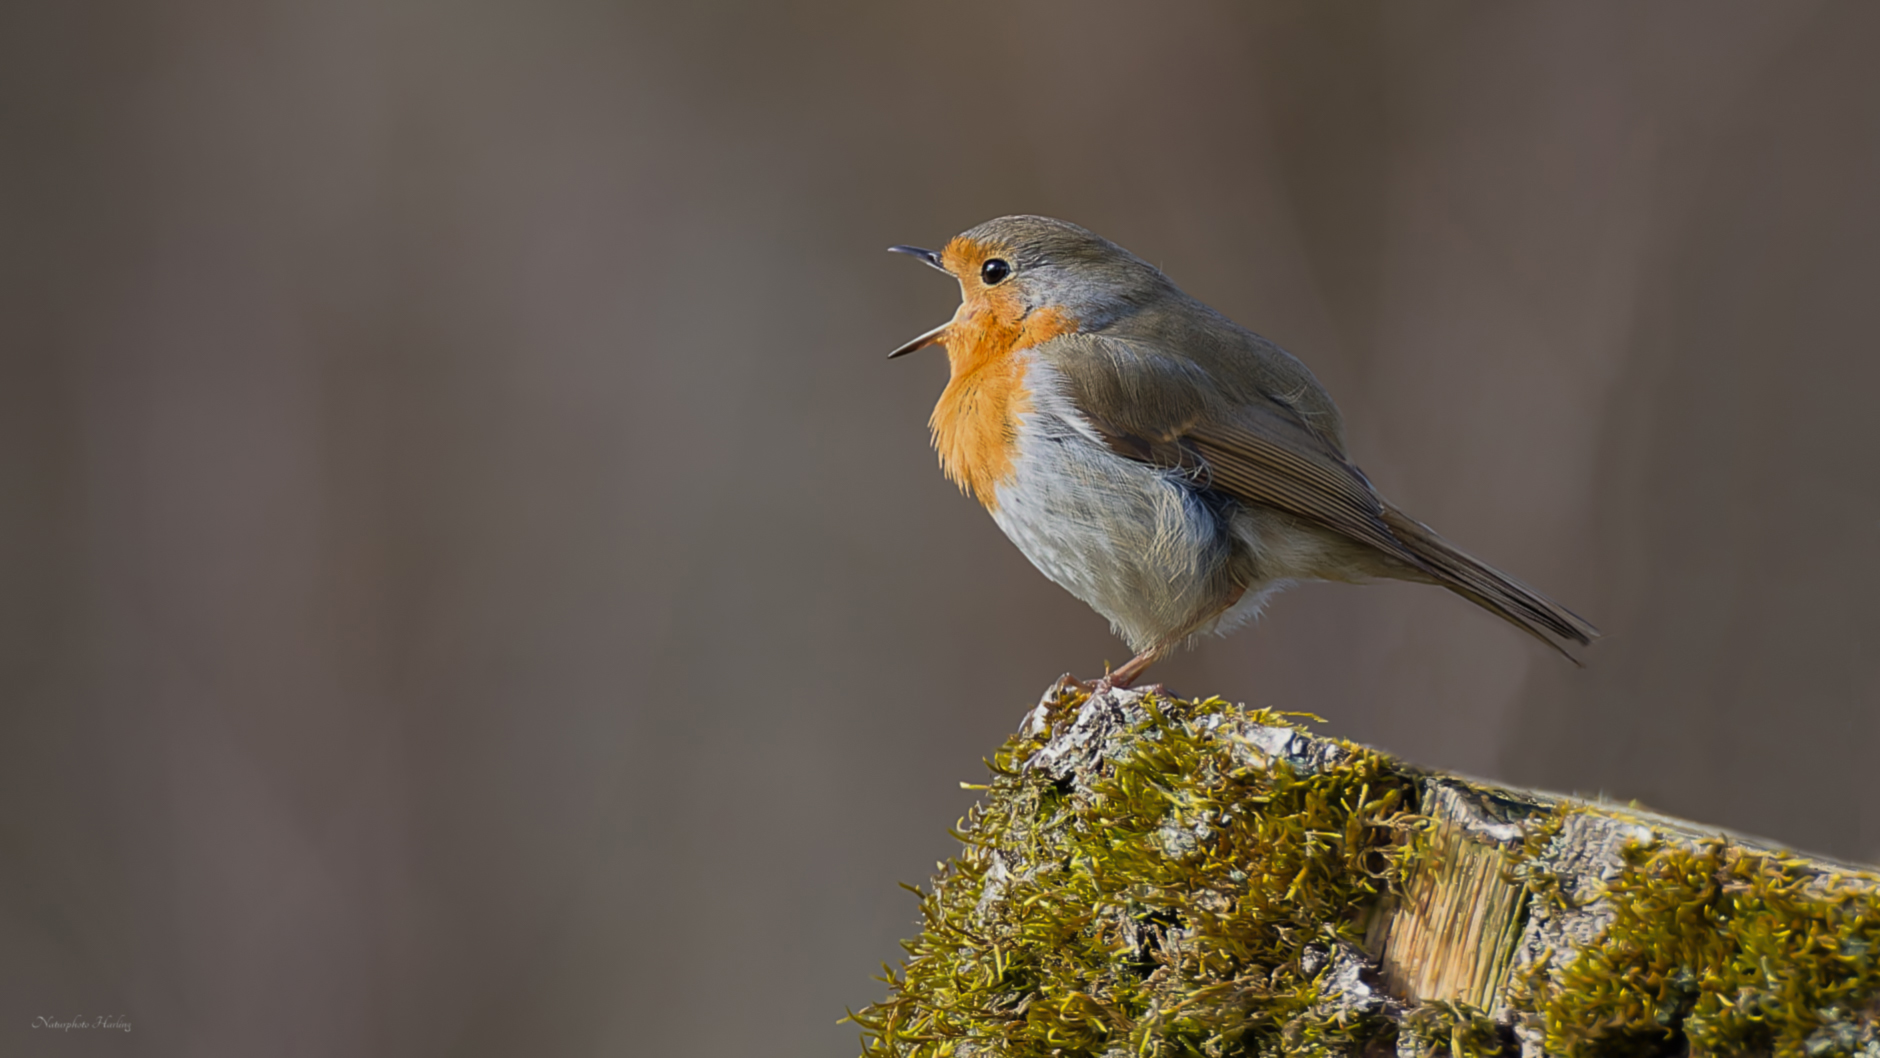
988,371,1248,654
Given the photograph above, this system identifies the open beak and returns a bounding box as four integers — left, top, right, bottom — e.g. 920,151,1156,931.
887,319,949,359
886,245,954,358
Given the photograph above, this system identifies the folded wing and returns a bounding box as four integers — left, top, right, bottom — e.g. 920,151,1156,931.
1037,333,1600,656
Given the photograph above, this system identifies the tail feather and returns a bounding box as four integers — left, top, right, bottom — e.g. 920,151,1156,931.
1379,505,1600,661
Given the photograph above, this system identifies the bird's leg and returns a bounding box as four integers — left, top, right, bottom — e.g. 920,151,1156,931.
1049,646,1175,705
1097,589,1247,696
1098,650,1162,692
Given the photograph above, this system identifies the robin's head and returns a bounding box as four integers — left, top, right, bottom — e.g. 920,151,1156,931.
887,215,1174,359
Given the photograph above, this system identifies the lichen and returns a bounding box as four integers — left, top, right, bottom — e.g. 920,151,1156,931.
849,691,1420,1058
1515,834,1880,1058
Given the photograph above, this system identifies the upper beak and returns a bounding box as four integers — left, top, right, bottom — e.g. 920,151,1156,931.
887,320,949,359
888,245,948,273
887,245,953,358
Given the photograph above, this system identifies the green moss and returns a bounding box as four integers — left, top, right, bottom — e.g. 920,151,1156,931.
1518,835,1880,1058
1401,1000,1508,1058
850,691,1420,1058
851,690,1880,1058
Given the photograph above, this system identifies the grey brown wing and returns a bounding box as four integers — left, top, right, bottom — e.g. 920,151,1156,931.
1186,414,1599,651
1183,414,1421,568
1039,333,1421,568
1040,333,1599,654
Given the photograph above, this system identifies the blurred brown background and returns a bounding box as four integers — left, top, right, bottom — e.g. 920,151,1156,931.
4,2,1878,1055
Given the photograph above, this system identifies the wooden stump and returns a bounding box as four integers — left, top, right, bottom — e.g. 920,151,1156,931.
852,686,1880,1058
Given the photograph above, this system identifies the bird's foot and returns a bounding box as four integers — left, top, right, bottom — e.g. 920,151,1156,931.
1027,665,1169,738
1087,676,1169,698
1043,672,1098,701
1026,674,1097,737
1039,671,1162,698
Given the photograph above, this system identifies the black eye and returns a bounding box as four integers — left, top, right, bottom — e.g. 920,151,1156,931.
980,258,1012,285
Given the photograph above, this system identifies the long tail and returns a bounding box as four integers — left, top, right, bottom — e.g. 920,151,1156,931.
1379,504,1601,662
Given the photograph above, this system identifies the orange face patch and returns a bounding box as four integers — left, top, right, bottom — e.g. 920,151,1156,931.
928,237,1078,509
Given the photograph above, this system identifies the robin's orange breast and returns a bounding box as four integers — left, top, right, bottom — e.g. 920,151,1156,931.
928,236,1078,510
930,306,1077,509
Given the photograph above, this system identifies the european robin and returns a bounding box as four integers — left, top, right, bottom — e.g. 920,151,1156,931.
888,215,1598,689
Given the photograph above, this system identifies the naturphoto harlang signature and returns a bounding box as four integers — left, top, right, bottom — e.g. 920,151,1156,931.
31,1014,131,1032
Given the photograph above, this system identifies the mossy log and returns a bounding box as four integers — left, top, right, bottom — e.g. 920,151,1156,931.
852,686,1880,1058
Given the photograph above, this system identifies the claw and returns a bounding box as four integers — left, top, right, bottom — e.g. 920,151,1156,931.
1026,674,1095,737
1044,672,1096,700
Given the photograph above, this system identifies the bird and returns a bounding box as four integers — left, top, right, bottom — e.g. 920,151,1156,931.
887,214,1598,690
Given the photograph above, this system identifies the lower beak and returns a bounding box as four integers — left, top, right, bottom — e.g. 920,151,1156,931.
887,320,949,359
